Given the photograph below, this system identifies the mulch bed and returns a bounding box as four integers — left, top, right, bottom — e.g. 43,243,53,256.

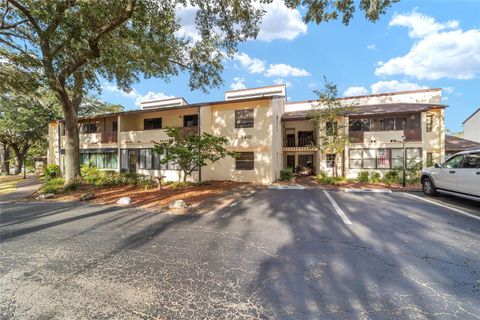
35,181,249,212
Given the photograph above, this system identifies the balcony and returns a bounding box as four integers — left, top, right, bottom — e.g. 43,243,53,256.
119,126,198,146
62,132,118,147
283,137,317,151
101,132,117,143
349,129,422,144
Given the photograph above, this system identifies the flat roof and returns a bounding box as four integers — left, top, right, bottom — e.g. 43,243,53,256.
286,88,442,105
54,95,282,122
282,103,447,121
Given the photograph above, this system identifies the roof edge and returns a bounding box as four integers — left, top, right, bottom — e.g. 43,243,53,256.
462,107,480,124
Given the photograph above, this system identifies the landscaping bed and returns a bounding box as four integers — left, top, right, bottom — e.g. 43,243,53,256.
296,175,421,191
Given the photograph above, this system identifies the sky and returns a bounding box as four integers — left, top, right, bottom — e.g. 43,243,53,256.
99,0,480,133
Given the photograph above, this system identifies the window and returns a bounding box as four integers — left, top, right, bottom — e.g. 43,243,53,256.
83,123,97,133
426,114,433,132
80,152,117,169
406,148,422,169
395,117,407,130
235,109,254,128
183,114,198,127
144,118,162,130
377,149,391,169
298,131,314,146
326,154,336,168
362,149,376,169
112,121,118,132
444,154,464,169
120,149,128,171
139,149,153,169
383,118,395,131
406,114,420,129
349,118,370,132
349,149,363,169
391,149,404,169
349,148,422,169
326,121,338,136
153,149,168,170
235,152,254,170
460,153,480,169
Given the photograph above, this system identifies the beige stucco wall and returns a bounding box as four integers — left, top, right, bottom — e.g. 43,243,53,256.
201,98,276,184
464,109,480,143
119,107,199,131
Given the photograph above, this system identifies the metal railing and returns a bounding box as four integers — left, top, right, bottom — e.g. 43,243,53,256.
283,137,316,147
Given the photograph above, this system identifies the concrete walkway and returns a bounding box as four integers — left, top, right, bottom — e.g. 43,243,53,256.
0,175,41,203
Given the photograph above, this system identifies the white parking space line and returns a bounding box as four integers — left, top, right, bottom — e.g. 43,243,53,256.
323,190,352,225
403,193,480,222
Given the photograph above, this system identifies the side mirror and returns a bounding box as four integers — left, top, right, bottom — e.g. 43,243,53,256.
434,163,442,168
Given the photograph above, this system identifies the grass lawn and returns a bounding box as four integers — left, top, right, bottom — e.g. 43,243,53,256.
0,175,24,195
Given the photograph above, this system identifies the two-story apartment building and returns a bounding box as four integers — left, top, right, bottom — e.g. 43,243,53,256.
48,85,446,184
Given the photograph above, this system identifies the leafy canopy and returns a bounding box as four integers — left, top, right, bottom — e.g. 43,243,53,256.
154,127,236,182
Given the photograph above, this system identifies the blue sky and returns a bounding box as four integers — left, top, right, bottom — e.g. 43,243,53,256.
100,0,480,133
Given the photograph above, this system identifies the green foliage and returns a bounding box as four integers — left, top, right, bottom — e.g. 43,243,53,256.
41,178,64,194
357,171,370,183
316,171,345,185
155,128,235,182
280,168,294,181
81,165,103,185
78,96,124,117
308,77,356,178
384,170,400,184
44,164,61,180
370,172,381,183
169,181,195,189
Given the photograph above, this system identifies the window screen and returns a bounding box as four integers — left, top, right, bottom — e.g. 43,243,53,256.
144,118,162,130
235,109,254,128
235,152,254,170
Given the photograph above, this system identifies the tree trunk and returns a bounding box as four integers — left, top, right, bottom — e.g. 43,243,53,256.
182,170,188,183
11,146,24,175
1,143,10,175
63,109,81,185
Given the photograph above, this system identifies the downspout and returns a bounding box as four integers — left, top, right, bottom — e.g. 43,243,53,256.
198,106,202,183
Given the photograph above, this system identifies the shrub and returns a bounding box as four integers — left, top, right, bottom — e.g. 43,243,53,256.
316,171,345,185
280,168,294,181
81,165,102,185
370,172,381,183
384,170,400,184
44,164,60,180
41,177,64,194
357,171,370,183
169,181,195,189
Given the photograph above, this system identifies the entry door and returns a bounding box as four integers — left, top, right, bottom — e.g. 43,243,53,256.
128,150,137,173
298,155,314,167
286,155,295,169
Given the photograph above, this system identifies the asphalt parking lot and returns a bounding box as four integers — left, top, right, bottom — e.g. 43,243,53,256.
1,189,479,319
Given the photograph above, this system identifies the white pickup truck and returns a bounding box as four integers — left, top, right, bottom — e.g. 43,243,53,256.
421,149,480,201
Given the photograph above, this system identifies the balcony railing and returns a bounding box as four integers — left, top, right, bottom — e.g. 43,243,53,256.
349,131,364,143
404,129,421,142
101,132,117,143
283,137,316,147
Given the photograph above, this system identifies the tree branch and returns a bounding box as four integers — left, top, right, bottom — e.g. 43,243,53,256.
58,0,136,83
6,0,42,35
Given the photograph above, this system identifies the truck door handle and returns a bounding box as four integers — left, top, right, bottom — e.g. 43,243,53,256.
449,170,456,174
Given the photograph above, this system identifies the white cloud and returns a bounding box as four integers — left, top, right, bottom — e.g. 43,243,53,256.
370,80,429,94
390,10,459,38
273,78,292,87
176,1,307,43
176,5,201,41
343,86,369,97
134,92,174,107
343,80,429,96
443,86,455,94
234,52,265,74
230,77,247,90
367,44,376,50
265,63,310,77
102,83,173,107
376,12,480,80
256,0,307,42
